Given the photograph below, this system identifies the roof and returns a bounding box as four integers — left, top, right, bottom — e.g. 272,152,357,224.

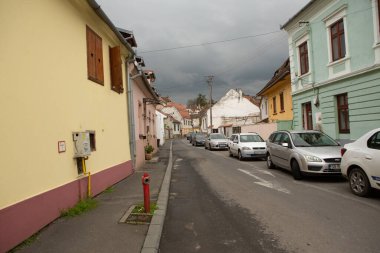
257,58,290,96
117,27,138,47
281,0,316,30
243,95,261,107
87,1,134,55
167,102,190,119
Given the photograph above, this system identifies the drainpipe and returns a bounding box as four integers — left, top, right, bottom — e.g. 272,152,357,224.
126,58,137,169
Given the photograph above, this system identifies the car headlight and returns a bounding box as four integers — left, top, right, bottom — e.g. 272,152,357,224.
241,147,251,150
304,155,322,162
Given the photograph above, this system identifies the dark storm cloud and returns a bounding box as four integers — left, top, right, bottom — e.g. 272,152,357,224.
97,0,309,104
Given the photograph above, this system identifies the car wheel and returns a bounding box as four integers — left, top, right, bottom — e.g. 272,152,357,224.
238,150,244,161
229,148,233,157
209,144,213,151
205,145,207,149
266,153,275,169
291,160,302,180
349,168,370,197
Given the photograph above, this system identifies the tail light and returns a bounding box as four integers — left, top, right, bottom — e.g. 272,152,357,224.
341,148,347,156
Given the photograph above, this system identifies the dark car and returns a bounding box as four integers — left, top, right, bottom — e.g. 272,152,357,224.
192,133,207,146
186,132,194,141
189,132,197,143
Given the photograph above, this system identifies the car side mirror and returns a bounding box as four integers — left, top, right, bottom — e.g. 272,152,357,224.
282,142,289,148
233,140,238,144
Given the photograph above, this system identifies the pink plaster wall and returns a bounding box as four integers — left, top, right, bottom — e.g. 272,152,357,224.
0,160,133,253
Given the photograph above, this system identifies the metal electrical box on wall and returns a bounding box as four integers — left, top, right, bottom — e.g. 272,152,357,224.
73,132,91,157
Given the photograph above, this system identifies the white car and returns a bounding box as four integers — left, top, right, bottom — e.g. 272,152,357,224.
341,128,380,197
229,133,267,160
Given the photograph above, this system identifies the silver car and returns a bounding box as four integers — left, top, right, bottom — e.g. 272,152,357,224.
205,133,228,150
266,130,342,180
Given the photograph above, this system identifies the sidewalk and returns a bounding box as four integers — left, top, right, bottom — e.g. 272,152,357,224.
16,141,172,253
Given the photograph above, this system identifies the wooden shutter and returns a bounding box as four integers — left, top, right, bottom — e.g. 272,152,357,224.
86,26,96,81
95,35,104,84
109,46,123,93
86,26,104,85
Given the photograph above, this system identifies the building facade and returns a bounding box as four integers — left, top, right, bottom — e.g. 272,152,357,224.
257,58,294,129
0,1,135,251
283,0,380,142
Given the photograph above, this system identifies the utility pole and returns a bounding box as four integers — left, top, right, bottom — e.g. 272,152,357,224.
206,75,214,133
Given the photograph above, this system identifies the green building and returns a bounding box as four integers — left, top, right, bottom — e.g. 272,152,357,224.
282,0,380,143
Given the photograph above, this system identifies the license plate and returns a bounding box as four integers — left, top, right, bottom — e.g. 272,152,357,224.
219,144,226,147
254,151,265,154
329,164,340,170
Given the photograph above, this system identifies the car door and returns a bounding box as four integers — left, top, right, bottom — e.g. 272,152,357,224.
270,133,283,165
364,131,380,180
276,133,293,169
231,135,239,155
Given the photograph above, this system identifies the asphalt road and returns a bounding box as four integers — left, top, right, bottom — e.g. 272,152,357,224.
160,139,380,253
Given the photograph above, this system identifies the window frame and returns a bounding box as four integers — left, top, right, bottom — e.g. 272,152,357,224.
273,96,277,115
302,102,313,130
279,92,285,113
299,41,309,75
330,19,346,62
109,46,123,93
336,93,350,133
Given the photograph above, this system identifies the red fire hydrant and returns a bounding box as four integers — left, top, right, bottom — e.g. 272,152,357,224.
142,172,150,213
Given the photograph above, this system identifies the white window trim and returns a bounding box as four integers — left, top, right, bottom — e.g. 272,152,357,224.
324,5,351,78
295,34,311,78
372,0,380,45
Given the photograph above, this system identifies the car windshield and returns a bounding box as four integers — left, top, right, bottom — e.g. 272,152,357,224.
196,134,206,140
240,135,264,142
291,132,339,147
210,134,226,139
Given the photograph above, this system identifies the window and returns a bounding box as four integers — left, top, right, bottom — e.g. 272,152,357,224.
86,26,104,85
232,126,241,134
367,132,380,150
279,92,285,112
330,19,346,61
336,93,350,133
273,96,277,114
109,46,123,93
299,41,309,75
302,102,313,130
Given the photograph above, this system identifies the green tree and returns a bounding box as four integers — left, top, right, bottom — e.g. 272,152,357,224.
187,93,208,109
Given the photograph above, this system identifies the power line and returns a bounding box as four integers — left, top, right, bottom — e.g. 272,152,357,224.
139,30,282,54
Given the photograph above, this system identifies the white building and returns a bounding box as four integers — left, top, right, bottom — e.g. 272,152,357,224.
155,110,166,146
202,89,261,136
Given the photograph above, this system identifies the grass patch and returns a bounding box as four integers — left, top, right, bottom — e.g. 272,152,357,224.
9,233,39,252
132,203,157,214
104,186,115,193
60,198,98,217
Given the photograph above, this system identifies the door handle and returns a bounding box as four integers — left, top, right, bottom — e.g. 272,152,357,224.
365,155,372,160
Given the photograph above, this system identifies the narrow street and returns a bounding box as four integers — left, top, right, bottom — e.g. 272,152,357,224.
160,139,380,253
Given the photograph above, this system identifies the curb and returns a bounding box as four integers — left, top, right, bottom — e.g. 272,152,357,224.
141,141,173,253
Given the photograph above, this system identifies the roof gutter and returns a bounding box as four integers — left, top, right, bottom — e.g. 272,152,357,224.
280,0,316,30
87,0,135,56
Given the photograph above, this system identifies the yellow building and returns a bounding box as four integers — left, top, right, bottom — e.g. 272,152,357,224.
257,59,294,125
0,1,135,251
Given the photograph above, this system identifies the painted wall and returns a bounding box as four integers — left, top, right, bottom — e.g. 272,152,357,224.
241,123,278,140
156,111,166,146
0,1,133,251
130,71,157,169
260,74,293,122
284,0,380,141
206,89,260,132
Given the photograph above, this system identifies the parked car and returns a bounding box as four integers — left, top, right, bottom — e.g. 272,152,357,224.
229,133,266,160
189,132,197,143
266,130,341,180
192,133,207,146
186,132,193,141
341,128,380,197
205,133,228,150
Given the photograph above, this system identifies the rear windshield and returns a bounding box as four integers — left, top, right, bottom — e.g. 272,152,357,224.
210,134,226,139
291,132,339,147
240,135,264,142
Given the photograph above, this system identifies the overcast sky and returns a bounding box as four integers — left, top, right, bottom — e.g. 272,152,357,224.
97,0,309,105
